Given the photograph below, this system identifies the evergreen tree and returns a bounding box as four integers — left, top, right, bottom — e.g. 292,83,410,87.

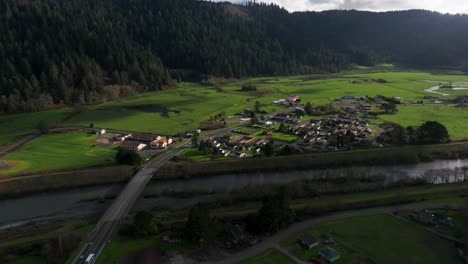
184,204,216,244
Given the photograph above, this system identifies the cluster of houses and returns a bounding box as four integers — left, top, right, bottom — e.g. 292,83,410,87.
297,233,341,263
273,95,301,106
270,112,302,124
95,129,173,152
411,210,453,226
456,95,468,108
337,95,402,107
291,113,373,149
120,133,173,151
204,135,269,158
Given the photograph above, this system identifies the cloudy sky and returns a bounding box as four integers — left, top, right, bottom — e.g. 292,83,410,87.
210,0,468,14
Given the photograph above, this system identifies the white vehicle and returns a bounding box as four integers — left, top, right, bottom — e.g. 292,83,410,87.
85,253,95,264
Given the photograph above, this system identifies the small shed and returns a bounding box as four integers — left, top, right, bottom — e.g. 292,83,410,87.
319,247,340,263
297,233,319,250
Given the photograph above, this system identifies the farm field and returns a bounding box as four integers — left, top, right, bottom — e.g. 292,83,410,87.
0,132,117,175
379,105,468,140
0,108,71,146
282,214,462,264
63,71,468,139
236,248,295,264
66,83,250,135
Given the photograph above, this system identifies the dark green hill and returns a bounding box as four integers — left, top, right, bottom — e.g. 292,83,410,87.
1,0,467,112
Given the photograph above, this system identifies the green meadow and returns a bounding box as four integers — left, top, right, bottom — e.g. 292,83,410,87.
66,83,250,135
0,108,71,146
63,71,468,138
0,132,117,175
0,70,466,174
379,105,468,140
282,214,461,264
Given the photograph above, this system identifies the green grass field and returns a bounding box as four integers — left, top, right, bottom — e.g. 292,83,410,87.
379,105,468,140
179,148,212,161
271,132,299,142
236,248,295,264
1,70,466,175
0,108,71,146
62,71,468,139
66,83,250,135
282,214,462,264
400,209,465,239
0,132,117,175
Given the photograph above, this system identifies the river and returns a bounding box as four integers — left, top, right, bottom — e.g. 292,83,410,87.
423,80,468,96
0,159,467,226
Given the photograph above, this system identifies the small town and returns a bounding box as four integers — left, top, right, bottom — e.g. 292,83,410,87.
1,2,468,264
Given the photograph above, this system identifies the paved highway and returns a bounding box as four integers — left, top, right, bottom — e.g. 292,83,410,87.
73,123,247,264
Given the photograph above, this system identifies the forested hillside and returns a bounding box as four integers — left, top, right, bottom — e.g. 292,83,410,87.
1,0,468,113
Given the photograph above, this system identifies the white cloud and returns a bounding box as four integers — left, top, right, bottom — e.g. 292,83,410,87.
208,0,468,14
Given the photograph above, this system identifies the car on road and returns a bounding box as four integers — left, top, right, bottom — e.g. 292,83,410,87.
85,253,95,264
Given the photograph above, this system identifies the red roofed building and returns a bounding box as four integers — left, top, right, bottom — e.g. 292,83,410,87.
287,95,300,102
150,137,173,149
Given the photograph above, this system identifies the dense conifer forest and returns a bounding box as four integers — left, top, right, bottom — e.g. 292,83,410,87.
1,0,468,112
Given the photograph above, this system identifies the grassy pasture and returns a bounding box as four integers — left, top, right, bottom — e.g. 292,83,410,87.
66,83,250,135
0,108,71,146
63,71,467,138
282,214,462,264
236,248,295,264
379,105,468,140
0,132,117,175
271,131,299,142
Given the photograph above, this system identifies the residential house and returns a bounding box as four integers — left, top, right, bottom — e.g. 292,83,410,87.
151,137,173,149
412,210,436,225
341,95,356,100
287,95,300,103
297,233,319,250
319,247,341,263
231,152,247,158
115,134,132,141
456,95,468,108
373,96,385,103
121,141,147,151
238,136,256,146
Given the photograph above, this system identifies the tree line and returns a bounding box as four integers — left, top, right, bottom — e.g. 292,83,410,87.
2,0,468,113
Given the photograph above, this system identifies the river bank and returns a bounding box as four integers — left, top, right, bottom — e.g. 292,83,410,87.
0,158,467,227
157,142,468,180
1,142,466,199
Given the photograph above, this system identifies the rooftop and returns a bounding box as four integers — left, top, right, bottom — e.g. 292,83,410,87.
319,246,340,261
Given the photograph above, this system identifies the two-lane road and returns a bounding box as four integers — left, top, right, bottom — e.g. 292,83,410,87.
73,123,247,263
